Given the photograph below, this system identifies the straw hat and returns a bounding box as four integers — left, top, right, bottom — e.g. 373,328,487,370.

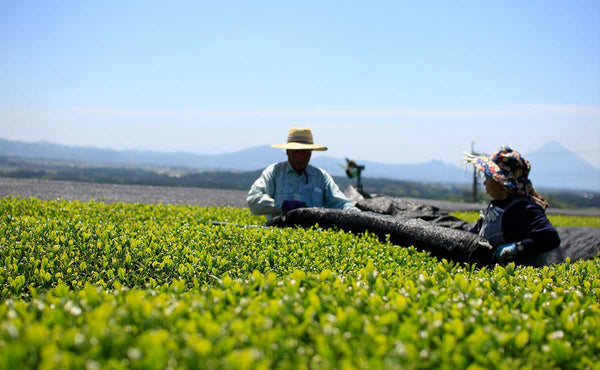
271,127,328,151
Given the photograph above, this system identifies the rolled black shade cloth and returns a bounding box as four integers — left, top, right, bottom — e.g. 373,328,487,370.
265,208,493,265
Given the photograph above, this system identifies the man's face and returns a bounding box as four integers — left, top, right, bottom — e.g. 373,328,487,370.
287,149,312,172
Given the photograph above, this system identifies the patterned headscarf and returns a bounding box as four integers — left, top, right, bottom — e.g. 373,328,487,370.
464,145,549,209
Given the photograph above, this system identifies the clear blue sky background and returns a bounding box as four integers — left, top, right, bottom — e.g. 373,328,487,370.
1,0,599,168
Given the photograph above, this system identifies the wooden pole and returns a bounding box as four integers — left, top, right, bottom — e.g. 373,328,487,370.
471,141,477,203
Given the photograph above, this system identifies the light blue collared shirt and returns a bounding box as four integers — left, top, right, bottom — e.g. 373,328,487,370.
247,161,359,218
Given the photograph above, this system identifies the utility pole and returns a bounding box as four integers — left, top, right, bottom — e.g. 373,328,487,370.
471,141,478,203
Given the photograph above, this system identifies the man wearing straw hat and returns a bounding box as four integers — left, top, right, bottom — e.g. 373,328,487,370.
247,127,359,218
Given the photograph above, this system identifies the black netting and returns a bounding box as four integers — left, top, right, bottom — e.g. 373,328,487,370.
265,206,600,266
356,197,473,231
544,227,600,265
266,208,494,265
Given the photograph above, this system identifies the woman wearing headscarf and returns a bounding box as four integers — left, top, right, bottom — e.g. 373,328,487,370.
464,146,560,265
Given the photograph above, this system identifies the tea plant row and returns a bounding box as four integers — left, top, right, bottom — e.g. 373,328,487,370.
0,197,599,369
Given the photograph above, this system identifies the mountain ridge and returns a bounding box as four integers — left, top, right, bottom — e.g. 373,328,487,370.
1,138,598,191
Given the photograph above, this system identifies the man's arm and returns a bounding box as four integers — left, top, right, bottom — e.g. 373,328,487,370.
247,165,283,216
321,170,360,211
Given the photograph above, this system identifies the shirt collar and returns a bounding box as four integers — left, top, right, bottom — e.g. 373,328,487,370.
285,160,311,176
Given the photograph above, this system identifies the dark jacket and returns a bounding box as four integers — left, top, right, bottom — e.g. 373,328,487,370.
470,196,561,256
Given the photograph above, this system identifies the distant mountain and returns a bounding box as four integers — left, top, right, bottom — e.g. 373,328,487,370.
311,156,471,184
1,138,598,191
314,142,600,191
526,141,600,191
0,138,472,184
0,138,282,171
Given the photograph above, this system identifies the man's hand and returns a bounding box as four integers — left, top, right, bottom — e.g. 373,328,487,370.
492,242,522,264
282,200,306,213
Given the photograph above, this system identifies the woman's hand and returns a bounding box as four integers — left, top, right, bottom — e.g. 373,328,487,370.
493,242,524,264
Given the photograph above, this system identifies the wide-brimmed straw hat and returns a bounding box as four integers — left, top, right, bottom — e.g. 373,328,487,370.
464,145,549,208
271,127,328,151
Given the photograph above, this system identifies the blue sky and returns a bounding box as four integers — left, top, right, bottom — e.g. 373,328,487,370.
1,0,599,169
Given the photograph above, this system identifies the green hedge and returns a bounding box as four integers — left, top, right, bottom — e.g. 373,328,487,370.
1,197,599,369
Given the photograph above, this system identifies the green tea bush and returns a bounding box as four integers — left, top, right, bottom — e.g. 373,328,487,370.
0,197,429,298
1,197,599,369
451,211,600,228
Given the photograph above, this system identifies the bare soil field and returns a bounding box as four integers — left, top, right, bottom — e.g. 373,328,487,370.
1,177,599,217
0,178,248,208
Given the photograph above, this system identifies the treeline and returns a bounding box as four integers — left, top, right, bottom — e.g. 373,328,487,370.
1,157,598,209
334,176,478,202
0,157,261,190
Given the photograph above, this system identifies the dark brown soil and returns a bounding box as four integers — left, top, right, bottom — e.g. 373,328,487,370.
0,178,248,207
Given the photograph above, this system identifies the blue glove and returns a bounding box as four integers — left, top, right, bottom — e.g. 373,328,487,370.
493,242,522,264
282,200,306,213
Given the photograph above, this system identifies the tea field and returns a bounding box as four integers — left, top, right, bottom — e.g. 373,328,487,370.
1,197,599,369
